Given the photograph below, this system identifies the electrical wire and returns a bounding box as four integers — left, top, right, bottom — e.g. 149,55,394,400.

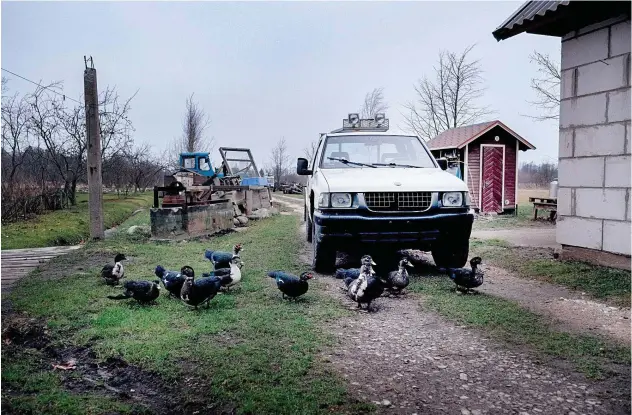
1,67,82,104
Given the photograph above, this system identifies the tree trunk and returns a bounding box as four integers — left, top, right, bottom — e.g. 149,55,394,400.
68,180,78,206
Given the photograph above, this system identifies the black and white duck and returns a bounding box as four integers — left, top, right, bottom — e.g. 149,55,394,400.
441,257,484,293
107,279,160,304
154,265,185,298
383,257,413,295
267,270,313,300
101,253,126,286
179,266,222,309
346,255,385,312
216,256,243,291
200,254,244,279
339,255,376,285
205,244,243,269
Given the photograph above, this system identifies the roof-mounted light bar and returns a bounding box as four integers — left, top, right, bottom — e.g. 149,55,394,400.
340,113,389,132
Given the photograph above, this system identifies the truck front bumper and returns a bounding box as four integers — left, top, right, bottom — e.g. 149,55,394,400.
313,210,474,246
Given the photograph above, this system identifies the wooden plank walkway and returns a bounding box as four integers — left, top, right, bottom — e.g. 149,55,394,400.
1,245,82,291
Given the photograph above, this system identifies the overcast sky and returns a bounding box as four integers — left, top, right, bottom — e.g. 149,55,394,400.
2,1,561,168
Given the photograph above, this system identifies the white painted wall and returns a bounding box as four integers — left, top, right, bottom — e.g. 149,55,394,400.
557,18,631,256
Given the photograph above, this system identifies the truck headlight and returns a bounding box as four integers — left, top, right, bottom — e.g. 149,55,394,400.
330,193,352,208
318,193,330,208
442,192,463,207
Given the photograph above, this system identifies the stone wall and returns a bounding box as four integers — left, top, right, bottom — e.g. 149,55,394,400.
557,18,631,258
151,202,233,239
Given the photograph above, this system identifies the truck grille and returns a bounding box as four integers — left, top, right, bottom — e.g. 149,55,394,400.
364,192,433,212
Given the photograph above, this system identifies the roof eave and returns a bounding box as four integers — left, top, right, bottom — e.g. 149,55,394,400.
493,1,631,41
455,121,536,151
492,1,572,41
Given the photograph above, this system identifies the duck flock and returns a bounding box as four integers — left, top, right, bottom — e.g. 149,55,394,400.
102,242,484,313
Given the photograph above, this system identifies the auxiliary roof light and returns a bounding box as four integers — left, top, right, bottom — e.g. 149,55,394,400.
348,113,360,127
375,113,386,126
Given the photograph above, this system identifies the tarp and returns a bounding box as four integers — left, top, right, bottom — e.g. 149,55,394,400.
447,165,462,180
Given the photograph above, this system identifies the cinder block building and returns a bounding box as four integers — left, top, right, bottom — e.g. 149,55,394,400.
493,1,631,269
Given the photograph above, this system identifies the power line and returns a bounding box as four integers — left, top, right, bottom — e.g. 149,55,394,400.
1,67,82,104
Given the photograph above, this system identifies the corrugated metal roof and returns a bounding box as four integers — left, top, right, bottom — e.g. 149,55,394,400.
427,121,496,150
493,1,570,40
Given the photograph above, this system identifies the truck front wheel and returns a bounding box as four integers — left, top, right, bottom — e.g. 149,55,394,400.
432,239,469,269
312,225,336,273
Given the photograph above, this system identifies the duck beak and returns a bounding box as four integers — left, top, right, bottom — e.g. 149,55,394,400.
371,260,377,266
406,262,414,268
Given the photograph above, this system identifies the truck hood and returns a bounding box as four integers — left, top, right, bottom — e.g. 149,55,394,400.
321,167,468,193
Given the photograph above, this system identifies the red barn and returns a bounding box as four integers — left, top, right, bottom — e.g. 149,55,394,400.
427,120,535,213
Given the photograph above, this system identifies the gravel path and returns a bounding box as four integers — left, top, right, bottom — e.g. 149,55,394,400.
479,265,630,345
308,248,630,415
281,196,630,414
317,281,629,414
471,228,558,249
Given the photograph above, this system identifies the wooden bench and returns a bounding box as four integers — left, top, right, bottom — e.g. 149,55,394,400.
529,197,557,221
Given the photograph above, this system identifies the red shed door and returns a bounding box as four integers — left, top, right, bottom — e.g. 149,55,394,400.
481,146,504,213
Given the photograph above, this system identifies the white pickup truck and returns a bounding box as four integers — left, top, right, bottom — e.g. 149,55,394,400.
297,115,474,272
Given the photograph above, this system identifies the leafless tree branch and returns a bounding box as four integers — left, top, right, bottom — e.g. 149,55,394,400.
402,44,492,141
169,93,214,168
270,137,289,188
524,51,561,121
303,140,319,166
360,87,388,119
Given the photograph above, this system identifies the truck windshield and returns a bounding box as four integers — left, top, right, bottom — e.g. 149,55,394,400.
320,135,435,169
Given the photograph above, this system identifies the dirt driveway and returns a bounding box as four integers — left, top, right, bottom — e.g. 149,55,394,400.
471,228,558,249
274,194,630,415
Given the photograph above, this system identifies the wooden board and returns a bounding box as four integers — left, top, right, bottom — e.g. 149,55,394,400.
1,245,82,291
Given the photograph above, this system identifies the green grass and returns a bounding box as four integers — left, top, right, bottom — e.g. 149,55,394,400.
4,214,372,414
408,276,630,379
470,238,631,307
1,192,153,250
472,204,545,230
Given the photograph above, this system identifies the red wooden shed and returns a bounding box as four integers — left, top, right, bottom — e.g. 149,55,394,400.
427,120,536,213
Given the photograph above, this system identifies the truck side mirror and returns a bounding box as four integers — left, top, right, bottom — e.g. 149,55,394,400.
297,158,313,175
436,158,448,171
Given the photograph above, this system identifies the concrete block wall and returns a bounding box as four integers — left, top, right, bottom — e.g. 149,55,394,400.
557,18,631,256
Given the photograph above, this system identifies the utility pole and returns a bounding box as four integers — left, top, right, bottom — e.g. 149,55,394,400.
84,56,104,239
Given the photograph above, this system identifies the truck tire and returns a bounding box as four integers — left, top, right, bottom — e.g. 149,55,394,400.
305,206,313,243
312,224,335,273
432,239,469,269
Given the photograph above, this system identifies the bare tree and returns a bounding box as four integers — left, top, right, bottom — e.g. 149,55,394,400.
360,87,388,119
27,83,136,205
99,87,136,163
303,140,318,165
1,90,32,185
270,137,289,188
526,51,561,121
1,76,8,96
402,45,491,141
170,93,213,168
126,143,166,192
28,83,87,205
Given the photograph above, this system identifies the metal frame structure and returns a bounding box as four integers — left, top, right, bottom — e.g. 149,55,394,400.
218,147,261,177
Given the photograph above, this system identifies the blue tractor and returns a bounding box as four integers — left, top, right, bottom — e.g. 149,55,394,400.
159,148,269,208
166,148,268,188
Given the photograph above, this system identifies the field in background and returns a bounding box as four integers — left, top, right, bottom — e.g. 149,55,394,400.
1,193,153,250
518,186,550,205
